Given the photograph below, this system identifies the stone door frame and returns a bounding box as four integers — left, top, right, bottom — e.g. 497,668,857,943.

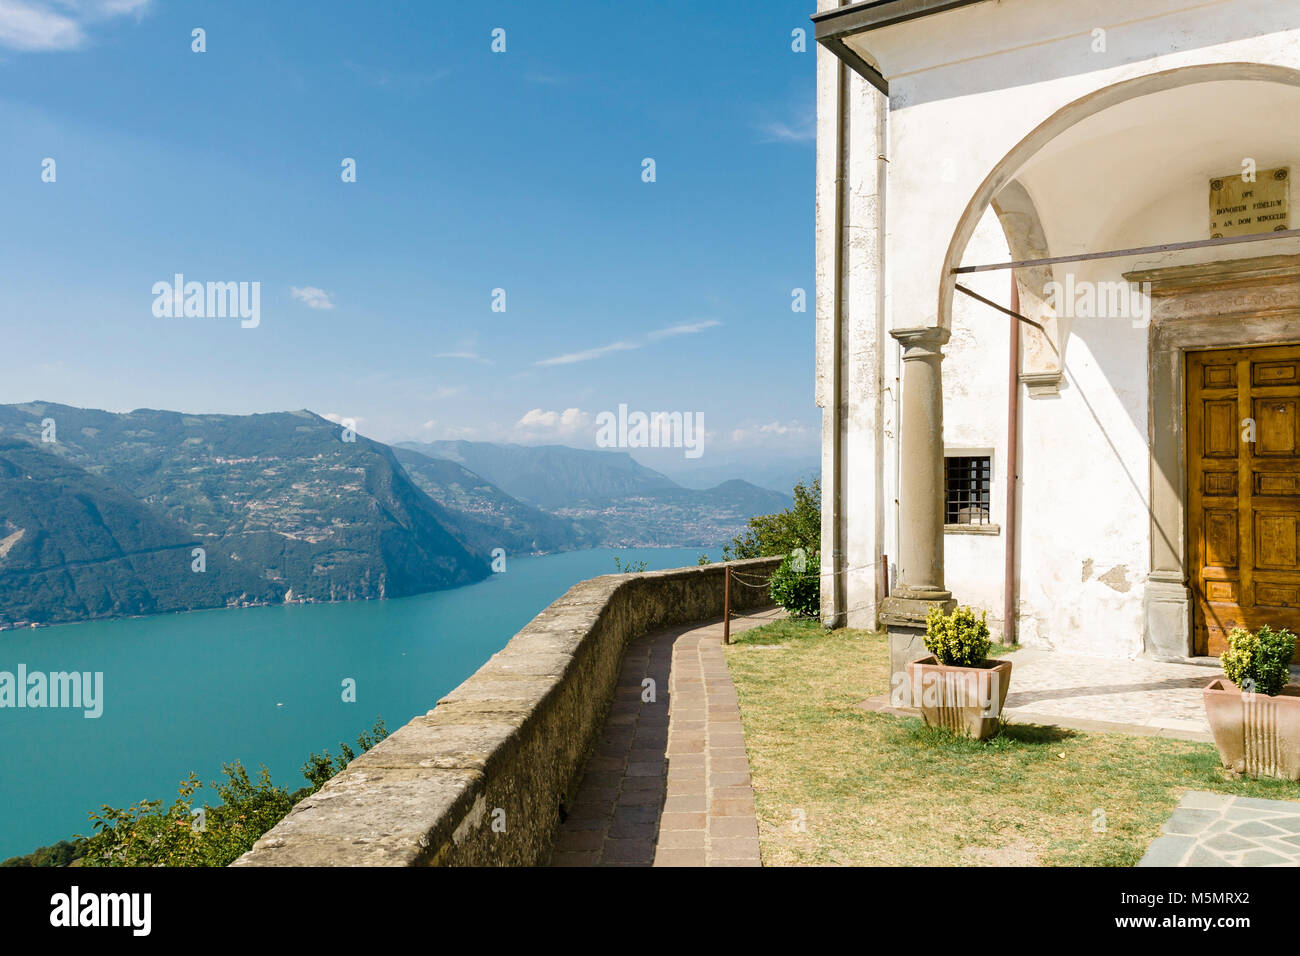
1126,254,1300,659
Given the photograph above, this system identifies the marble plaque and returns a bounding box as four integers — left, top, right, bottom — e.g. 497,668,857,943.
1210,167,1290,238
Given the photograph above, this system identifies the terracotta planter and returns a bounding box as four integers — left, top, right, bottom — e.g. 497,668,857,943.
1203,679,1300,780
904,655,1012,741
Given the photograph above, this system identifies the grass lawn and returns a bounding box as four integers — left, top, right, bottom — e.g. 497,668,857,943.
724,617,1300,866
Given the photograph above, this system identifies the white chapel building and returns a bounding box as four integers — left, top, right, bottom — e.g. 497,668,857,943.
813,0,1300,663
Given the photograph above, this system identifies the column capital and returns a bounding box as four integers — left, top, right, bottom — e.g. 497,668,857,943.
890,326,950,358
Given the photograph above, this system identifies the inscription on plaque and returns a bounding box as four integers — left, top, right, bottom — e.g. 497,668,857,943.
1210,167,1290,238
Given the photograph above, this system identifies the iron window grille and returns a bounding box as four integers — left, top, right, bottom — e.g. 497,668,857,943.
945,455,992,525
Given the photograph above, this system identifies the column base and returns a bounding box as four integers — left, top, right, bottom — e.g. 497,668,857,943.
880,592,955,705
1143,574,1192,659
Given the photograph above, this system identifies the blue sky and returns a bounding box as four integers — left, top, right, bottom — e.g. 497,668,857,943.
0,0,818,481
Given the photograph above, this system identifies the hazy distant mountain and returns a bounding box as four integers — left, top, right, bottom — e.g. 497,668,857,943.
391,447,598,555
647,457,819,496
396,439,793,549
399,440,679,509
0,403,490,625
0,404,799,626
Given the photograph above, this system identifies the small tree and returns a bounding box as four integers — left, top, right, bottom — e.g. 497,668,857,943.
724,479,820,560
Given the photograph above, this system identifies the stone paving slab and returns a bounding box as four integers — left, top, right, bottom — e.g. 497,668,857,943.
862,646,1221,742
1138,791,1300,866
548,608,783,867
1001,647,1217,739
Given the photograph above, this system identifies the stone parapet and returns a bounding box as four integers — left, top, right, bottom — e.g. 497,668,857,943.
232,557,781,867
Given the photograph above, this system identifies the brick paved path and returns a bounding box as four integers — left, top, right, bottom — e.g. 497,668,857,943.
548,608,782,867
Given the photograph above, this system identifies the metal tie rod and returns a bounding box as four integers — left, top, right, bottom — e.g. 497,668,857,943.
953,228,1300,275
954,283,1045,331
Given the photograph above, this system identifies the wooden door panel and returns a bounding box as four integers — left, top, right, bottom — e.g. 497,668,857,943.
1254,398,1298,456
1202,363,1237,388
1204,471,1237,496
1203,509,1238,569
1189,344,1300,656
1253,361,1300,387
1254,472,1300,496
1256,513,1299,570
1256,582,1300,608
1202,401,1238,456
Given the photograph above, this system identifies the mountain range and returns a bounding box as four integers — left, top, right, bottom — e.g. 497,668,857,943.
0,403,791,627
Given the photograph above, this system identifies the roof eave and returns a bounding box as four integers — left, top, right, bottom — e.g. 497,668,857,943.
811,0,992,94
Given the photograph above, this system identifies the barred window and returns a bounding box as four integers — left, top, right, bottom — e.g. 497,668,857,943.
945,455,991,525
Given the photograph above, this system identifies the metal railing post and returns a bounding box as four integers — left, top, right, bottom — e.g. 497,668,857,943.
723,565,732,645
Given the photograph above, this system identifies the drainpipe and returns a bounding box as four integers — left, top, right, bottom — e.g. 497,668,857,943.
829,53,848,628
1003,273,1021,643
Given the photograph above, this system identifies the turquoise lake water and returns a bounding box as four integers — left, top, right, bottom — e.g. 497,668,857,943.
0,547,718,859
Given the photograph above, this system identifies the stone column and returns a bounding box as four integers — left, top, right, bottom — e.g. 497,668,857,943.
881,326,956,698
1144,328,1192,657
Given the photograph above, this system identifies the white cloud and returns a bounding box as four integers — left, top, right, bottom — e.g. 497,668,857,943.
426,385,465,399
757,113,815,144
0,0,149,52
343,60,450,89
646,319,721,341
435,351,493,365
536,320,721,368
534,341,640,367
421,419,437,431
321,412,363,429
730,420,810,444
290,286,335,310
515,407,591,434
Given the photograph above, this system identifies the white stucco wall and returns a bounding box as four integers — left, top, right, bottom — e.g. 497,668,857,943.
941,208,1011,636
818,0,1300,657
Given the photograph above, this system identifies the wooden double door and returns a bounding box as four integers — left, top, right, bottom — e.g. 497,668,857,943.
1188,344,1300,656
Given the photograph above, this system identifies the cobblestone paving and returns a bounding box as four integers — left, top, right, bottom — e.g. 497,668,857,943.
1138,791,1300,866
1001,647,1217,740
548,608,783,867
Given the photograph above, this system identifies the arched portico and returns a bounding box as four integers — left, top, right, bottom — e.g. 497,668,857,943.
883,62,1300,661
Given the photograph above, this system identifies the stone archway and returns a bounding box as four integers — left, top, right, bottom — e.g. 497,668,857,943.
883,62,1300,664
937,62,1300,334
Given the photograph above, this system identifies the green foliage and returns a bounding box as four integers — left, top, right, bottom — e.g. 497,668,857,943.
0,838,88,868
769,550,820,618
723,479,820,561
697,554,711,566
612,555,648,574
924,605,991,667
1221,625,1296,696
76,717,388,868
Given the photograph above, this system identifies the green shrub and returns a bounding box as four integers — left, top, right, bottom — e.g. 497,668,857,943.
0,839,88,868
724,479,820,561
77,717,388,867
1221,625,1296,696
924,605,991,667
769,549,819,618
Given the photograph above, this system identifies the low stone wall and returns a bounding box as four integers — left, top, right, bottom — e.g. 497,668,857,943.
232,557,781,867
